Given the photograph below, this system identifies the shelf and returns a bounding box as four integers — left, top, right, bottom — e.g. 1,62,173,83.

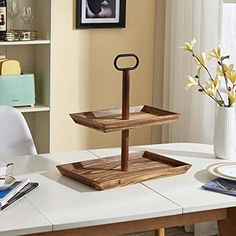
70,105,180,133
0,40,50,46
16,103,50,113
57,151,191,190
0,0,52,154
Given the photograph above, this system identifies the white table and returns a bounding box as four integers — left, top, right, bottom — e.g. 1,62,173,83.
0,143,236,236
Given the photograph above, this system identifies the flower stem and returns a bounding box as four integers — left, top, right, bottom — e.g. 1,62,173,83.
219,60,231,106
193,54,212,79
219,60,230,91
198,83,224,106
193,53,225,105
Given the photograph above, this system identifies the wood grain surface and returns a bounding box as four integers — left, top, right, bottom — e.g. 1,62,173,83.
30,208,225,236
70,105,180,133
57,151,191,190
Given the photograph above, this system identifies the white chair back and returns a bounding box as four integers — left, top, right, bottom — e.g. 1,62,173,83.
0,106,37,157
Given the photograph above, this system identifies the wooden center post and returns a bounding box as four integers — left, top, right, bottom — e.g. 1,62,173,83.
121,70,130,171
114,54,139,171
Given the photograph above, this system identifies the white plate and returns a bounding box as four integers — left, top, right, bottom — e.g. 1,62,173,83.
0,176,16,191
216,164,236,179
207,162,236,181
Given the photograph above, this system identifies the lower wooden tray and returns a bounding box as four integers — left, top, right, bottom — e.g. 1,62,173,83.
57,151,191,190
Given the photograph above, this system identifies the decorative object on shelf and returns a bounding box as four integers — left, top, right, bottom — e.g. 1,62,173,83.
20,5,33,29
0,73,35,107
57,54,189,191
76,0,126,28
6,1,37,41
0,58,35,107
28,30,37,40
5,30,38,41
0,0,7,41
19,30,30,40
5,31,14,41
0,59,21,75
7,0,19,31
180,39,236,160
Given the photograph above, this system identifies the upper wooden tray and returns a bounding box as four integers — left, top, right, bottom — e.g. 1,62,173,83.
70,105,180,132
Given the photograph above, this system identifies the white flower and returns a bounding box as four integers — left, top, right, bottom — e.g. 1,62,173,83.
203,80,217,97
179,39,196,52
179,40,235,107
228,90,236,105
185,75,198,89
209,47,221,59
194,53,208,68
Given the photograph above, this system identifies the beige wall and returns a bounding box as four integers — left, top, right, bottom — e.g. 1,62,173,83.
50,0,156,152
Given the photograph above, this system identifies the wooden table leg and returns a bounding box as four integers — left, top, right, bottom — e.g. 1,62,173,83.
218,207,236,236
155,228,165,236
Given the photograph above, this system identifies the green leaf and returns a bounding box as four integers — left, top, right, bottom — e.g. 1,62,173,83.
220,55,230,61
196,67,201,78
218,100,225,106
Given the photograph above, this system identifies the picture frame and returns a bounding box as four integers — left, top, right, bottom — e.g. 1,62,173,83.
76,0,126,29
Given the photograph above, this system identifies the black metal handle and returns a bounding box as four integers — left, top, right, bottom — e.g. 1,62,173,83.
114,53,139,71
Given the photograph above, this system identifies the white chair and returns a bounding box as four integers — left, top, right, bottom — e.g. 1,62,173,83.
0,105,37,157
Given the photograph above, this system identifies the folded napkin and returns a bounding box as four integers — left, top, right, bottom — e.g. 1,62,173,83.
202,178,236,196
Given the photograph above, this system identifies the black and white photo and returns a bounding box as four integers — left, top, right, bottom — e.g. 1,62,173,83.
76,0,126,28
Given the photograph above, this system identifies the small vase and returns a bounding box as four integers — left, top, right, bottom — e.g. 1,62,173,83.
213,106,236,159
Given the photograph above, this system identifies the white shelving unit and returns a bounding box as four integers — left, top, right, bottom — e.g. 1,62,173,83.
1,0,52,153
0,40,50,46
17,103,50,113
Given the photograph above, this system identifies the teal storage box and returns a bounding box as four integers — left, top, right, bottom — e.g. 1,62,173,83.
0,74,35,107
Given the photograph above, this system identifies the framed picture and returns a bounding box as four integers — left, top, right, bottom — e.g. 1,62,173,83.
76,0,126,28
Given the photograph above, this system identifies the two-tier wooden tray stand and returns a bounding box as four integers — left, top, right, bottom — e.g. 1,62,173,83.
57,54,191,190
